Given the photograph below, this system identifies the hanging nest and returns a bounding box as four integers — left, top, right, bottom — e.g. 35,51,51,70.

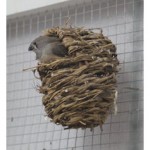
34,27,119,129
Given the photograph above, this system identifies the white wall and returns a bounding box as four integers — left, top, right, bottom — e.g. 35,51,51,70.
7,0,69,15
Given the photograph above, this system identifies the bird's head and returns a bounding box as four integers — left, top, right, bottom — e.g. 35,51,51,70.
28,35,57,59
28,35,68,63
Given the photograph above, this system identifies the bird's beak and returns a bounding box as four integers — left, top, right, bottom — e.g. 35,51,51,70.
28,43,37,51
28,45,33,51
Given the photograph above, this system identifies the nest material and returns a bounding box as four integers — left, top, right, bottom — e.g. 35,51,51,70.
36,27,119,129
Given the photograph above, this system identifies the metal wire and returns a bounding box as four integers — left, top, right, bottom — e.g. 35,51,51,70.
7,0,143,150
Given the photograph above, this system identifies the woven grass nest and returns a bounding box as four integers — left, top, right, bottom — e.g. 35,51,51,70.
34,27,119,130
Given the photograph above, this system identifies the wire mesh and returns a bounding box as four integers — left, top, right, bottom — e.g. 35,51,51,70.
7,0,143,150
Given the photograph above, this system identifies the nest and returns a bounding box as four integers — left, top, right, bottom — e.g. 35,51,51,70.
35,27,119,130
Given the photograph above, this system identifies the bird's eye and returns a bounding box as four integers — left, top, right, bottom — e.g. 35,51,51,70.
33,42,37,48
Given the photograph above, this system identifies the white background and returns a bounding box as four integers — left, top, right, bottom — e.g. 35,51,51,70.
7,0,70,15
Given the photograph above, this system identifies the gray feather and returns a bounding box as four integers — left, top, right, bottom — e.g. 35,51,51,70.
28,35,68,61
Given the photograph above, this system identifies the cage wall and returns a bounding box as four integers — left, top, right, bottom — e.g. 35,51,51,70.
7,0,143,150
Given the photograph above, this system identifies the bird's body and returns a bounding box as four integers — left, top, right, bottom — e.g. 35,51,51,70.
28,35,68,63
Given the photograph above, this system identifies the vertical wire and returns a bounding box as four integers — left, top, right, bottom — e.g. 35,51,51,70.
58,127,63,149
14,19,18,74
75,3,77,27
99,0,101,23
21,16,25,150
50,9,56,146
73,4,78,148
43,11,47,150
74,129,78,149
98,1,103,148
123,0,126,66
58,5,63,142
90,0,93,28
9,20,11,46
90,1,94,149
14,18,19,147
74,4,78,148
22,17,31,150
22,16,25,42
37,15,39,35
132,1,138,149
115,0,122,148
44,11,47,29
83,2,85,26
91,130,94,150
107,0,109,18
59,7,62,26
108,0,113,149
66,5,71,148
29,16,32,38
82,3,86,150
123,0,128,149
100,131,102,150
52,10,54,27
131,1,142,150
135,0,143,141
66,128,70,149
123,4,126,138
15,18,23,150
49,124,55,150
29,14,33,63
116,1,121,145
67,5,70,23
15,18,18,44
33,14,41,150
20,17,26,150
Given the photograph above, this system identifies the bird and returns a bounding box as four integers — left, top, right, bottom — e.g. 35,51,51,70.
28,35,68,63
